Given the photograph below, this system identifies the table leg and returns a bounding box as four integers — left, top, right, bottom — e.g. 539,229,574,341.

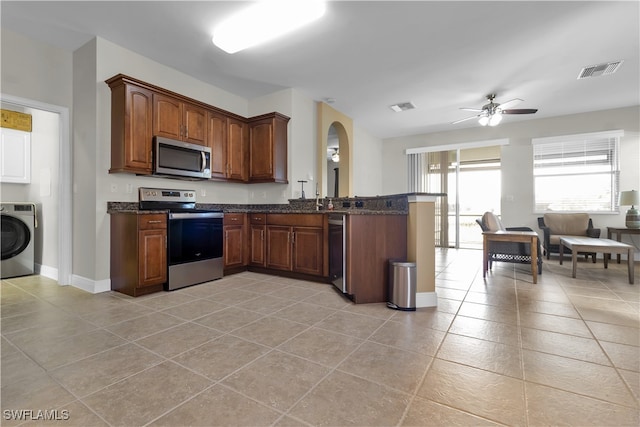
531,236,538,284
607,229,611,263
483,235,488,278
604,252,609,269
616,232,622,264
559,242,564,265
628,248,634,285
571,250,578,278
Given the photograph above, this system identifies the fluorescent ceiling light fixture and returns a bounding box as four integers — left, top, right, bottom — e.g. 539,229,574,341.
212,1,326,54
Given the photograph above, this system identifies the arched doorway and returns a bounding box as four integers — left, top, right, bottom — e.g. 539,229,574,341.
316,102,353,197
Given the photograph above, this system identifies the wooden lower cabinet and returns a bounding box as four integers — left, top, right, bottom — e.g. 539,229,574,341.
264,214,325,277
223,213,246,270
266,225,292,270
346,215,407,304
248,214,267,267
291,226,323,275
249,225,266,266
111,213,167,297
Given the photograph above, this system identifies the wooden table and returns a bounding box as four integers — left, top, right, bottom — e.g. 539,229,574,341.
483,231,538,284
607,227,640,263
559,236,635,284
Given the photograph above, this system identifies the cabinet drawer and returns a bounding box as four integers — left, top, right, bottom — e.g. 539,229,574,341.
267,213,324,227
138,214,167,230
224,213,245,225
249,213,266,224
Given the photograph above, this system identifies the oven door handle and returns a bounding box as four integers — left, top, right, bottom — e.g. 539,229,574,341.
169,212,224,220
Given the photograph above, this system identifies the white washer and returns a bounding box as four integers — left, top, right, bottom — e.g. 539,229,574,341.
1,203,36,279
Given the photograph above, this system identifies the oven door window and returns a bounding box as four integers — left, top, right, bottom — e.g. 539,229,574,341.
169,217,222,265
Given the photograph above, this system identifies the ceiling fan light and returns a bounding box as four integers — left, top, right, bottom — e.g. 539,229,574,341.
478,116,490,126
212,0,326,54
489,113,502,126
331,150,340,163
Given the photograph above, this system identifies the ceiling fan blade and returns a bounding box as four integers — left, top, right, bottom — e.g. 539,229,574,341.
460,107,484,112
497,98,522,110
501,108,538,115
451,114,480,124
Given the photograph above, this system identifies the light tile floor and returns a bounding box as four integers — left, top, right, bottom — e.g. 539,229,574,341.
1,249,638,426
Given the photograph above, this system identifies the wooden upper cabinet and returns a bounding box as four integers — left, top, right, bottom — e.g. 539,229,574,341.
153,93,207,145
209,111,248,181
106,77,153,174
227,118,248,181
183,103,207,145
106,75,287,181
208,111,228,179
248,113,290,183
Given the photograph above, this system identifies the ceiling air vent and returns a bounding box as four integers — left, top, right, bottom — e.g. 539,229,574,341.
389,102,416,112
577,60,623,79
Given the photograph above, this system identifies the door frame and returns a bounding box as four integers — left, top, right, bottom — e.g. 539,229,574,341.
1,93,72,285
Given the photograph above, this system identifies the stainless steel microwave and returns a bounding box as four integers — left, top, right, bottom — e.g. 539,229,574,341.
153,137,211,179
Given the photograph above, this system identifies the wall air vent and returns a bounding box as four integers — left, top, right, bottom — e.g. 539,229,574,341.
577,60,623,79
389,102,416,112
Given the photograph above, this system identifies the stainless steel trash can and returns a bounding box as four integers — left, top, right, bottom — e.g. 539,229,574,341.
387,261,416,311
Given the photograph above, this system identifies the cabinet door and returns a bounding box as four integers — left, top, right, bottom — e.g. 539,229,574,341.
249,120,273,180
138,229,167,288
227,118,248,181
153,94,182,140
292,226,323,276
208,111,228,179
266,225,292,271
249,224,266,267
183,102,207,145
125,85,154,172
224,225,245,268
0,128,31,183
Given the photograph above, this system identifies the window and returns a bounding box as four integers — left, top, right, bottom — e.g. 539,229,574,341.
532,130,623,213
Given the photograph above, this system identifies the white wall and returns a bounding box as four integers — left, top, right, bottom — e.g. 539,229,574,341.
352,124,383,196
0,29,73,108
382,106,640,255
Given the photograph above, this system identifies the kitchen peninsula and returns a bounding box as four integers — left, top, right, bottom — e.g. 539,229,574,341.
108,193,443,306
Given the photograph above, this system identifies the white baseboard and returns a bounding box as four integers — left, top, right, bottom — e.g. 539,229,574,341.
36,264,58,281
416,291,438,308
71,274,111,294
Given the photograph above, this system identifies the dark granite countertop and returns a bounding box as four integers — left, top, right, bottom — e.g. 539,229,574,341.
107,193,445,215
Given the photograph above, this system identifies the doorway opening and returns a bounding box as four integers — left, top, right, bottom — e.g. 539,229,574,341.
0,94,72,285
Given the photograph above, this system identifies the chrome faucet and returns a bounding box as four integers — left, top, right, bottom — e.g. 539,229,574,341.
315,184,323,211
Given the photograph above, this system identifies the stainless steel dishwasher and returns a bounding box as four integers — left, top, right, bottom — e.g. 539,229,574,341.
328,214,346,293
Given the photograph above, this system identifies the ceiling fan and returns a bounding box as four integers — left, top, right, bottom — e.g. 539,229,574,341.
452,94,538,126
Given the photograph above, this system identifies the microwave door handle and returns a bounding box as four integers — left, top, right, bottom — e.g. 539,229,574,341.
200,151,206,172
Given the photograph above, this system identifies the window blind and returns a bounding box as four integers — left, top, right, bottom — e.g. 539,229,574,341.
532,130,623,212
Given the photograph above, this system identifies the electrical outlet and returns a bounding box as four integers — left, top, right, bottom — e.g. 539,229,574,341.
261,191,267,199
200,188,206,197
110,184,118,193
125,184,133,194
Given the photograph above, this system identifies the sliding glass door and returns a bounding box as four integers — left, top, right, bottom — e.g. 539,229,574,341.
410,146,501,249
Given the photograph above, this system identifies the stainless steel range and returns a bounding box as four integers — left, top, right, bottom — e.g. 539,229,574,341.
139,187,223,290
